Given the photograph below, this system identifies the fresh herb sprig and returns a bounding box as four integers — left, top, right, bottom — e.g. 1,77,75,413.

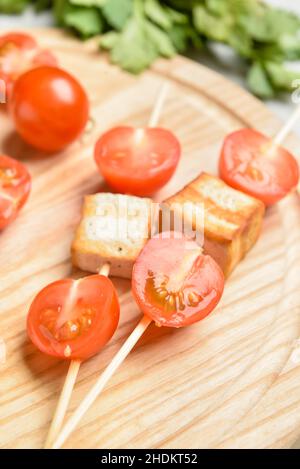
2,0,300,98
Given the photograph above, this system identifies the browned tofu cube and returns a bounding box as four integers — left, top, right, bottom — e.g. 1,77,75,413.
164,173,265,277
72,193,153,278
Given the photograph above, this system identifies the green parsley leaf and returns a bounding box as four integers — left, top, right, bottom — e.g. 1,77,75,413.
102,0,132,31
247,62,274,99
54,0,103,38
0,0,31,13
193,5,230,42
110,17,158,74
100,30,119,50
145,21,176,57
145,0,172,30
265,61,300,92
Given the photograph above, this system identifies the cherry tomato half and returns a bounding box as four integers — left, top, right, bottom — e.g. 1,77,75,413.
27,275,120,361
10,66,90,153
94,126,181,196
132,232,224,328
0,32,37,50
0,154,31,230
219,128,299,206
0,32,57,103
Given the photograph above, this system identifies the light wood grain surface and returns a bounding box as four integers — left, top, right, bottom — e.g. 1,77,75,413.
1,29,300,449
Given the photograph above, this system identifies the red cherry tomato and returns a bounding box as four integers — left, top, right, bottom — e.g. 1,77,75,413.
94,126,181,196
0,32,57,104
132,232,224,328
27,275,120,361
219,128,299,206
10,66,90,153
0,32,37,50
0,154,31,230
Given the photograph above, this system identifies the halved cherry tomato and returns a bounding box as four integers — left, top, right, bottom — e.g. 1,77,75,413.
0,154,31,230
94,126,181,196
0,32,37,50
132,232,224,328
27,275,120,361
10,66,90,153
0,32,57,104
219,128,299,206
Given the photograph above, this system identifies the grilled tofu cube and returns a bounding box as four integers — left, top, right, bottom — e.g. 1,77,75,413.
72,193,153,278
164,173,265,277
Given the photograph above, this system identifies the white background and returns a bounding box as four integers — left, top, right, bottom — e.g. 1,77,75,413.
0,0,300,449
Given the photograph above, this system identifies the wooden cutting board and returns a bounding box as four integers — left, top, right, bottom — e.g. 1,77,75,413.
1,28,300,450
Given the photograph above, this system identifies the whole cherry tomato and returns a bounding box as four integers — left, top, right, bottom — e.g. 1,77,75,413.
94,126,181,196
0,154,31,230
27,275,120,361
10,66,90,153
0,32,57,103
132,232,224,328
219,128,299,206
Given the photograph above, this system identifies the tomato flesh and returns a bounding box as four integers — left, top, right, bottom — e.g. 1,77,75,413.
27,275,120,360
94,126,181,196
0,32,57,103
219,128,299,206
132,232,224,327
10,66,90,153
0,154,31,230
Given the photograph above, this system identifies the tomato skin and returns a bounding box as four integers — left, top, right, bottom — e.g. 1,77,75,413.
10,66,89,153
219,128,299,206
132,232,224,328
0,32,37,50
94,126,181,196
27,275,120,361
0,154,31,230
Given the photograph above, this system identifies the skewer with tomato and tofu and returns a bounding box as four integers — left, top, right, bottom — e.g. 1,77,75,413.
0,154,31,230
53,172,265,447
27,81,171,448
52,231,225,449
52,103,300,450
51,150,264,449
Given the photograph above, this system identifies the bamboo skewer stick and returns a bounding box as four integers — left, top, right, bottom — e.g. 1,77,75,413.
272,104,300,194
44,360,81,449
44,263,111,449
273,105,300,146
148,82,169,128
52,315,152,449
51,82,170,449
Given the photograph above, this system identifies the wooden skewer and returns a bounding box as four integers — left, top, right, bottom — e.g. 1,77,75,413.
148,82,169,128
273,105,300,146
52,315,152,449
51,82,170,449
272,104,300,194
44,262,111,449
